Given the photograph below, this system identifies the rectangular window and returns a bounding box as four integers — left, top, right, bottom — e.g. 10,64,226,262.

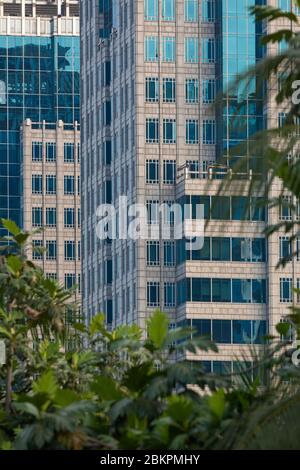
64,143,75,162
202,0,215,22
147,281,160,307
64,241,76,261
212,238,230,261
147,241,160,266
203,119,216,144
146,118,159,143
232,279,252,303
202,79,215,104
64,208,75,227
145,36,158,61
144,0,158,20
147,200,159,224
212,279,231,302
32,175,42,194
164,282,176,308
164,241,175,266
279,236,292,262
162,37,175,62
32,240,43,260
280,278,292,303
163,160,176,184
65,273,76,290
185,78,199,103
32,142,42,162
162,0,175,21
146,159,159,184
280,196,292,221
32,207,42,227
46,142,56,162
145,77,159,102
185,0,198,22
46,240,56,260
212,320,231,344
64,176,75,195
163,78,176,102
186,119,199,144
185,37,198,63
46,175,56,194
163,119,176,143
46,208,56,227
202,38,216,63
233,320,252,345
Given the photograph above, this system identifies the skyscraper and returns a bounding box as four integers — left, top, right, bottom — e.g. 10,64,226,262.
81,1,300,370
0,1,81,295
0,0,80,228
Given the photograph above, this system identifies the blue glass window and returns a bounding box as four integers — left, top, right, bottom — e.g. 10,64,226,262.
192,278,211,302
162,0,175,21
202,119,216,144
64,143,75,162
185,0,198,21
163,160,176,184
212,237,230,261
32,207,42,227
146,159,159,183
144,0,158,20
32,142,42,162
145,36,158,61
163,119,176,143
147,241,160,266
233,320,252,344
202,38,215,63
162,37,175,62
146,118,159,143
46,208,56,226
185,78,199,103
147,281,160,307
32,175,42,194
164,241,175,266
64,208,75,227
64,176,75,195
145,77,159,102
213,320,231,344
163,78,176,102
46,240,56,261
202,0,216,22
46,142,56,162
185,37,198,63
202,79,215,104
193,319,211,337
280,278,292,303
232,279,252,303
212,278,231,302
46,175,56,194
164,282,176,308
186,120,199,144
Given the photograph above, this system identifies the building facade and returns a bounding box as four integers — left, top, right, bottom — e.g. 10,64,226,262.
81,0,300,369
0,0,80,233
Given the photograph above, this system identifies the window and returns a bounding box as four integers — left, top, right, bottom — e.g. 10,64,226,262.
212,279,231,302
46,142,56,162
147,200,159,224
147,281,160,307
147,241,160,266
280,196,292,221
162,0,175,21
145,36,158,61
280,278,293,303
186,119,199,144
32,175,42,194
46,208,56,227
164,282,175,308
64,208,75,227
64,143,75,162
212,238,230,261
64,176,75,195
46,240,56,260
233,320,252,345
32,142,42,162
32,240,43,260
163,160,176,184
202,0,215,22
65,273,76,290
163,78,176,102
212,320,231,344
232,279,251,303
144,0,158,20
162,37,175,62
185,37,198,63
164,241,175,266
163,119,176,143
146,118,159,143
185,0,198,22
202,79,215,104
146,160,159,184
64,241,76,261
203,119,215,144
32,207,42,227
280,236,292,261
145,77,159,102
202,38,215,63
185,78,199,103
46,175,56,195
211,196,230,220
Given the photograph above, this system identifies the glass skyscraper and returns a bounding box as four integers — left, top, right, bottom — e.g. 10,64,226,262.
0,0,80,233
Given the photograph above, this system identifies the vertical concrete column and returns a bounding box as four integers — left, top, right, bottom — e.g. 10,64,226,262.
56,120,65,285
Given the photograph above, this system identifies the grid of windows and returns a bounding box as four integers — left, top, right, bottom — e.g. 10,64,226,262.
145,77,159,102
146,159,159,184
147,241,160,266
147,281,160,307
163,78,176,102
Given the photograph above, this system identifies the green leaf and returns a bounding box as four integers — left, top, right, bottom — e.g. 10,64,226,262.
6,255,22,275
54,389,79,407
147,309,169,349
91,376,124,401
0,218,21,236
208,389,225,420
32,371,58,398
13,402,40,418
276,322,290,336
89,313,106,336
